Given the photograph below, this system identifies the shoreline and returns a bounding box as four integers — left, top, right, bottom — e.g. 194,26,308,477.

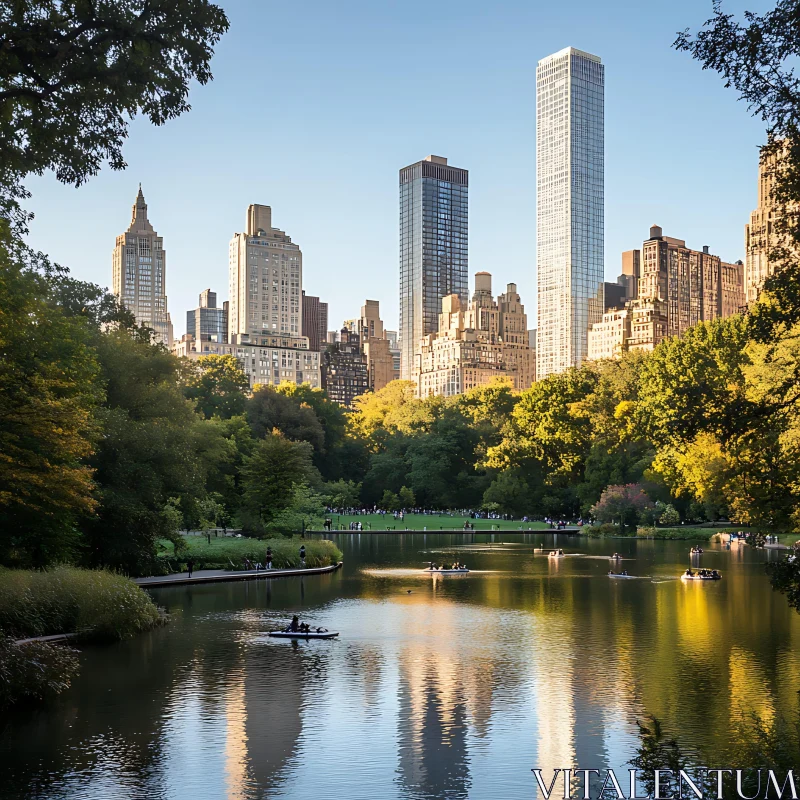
134,561,343,588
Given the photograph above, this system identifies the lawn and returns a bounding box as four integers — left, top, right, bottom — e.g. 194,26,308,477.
310,513,553,532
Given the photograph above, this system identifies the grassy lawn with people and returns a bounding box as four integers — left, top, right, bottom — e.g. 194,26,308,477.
311,513,554,532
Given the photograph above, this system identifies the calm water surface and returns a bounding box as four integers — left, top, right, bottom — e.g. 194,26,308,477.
2,534,799,800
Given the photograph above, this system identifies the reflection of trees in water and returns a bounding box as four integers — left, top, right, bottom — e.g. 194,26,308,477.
0,585,320,800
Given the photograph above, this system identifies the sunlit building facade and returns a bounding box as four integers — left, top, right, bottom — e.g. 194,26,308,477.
536,47,604,379
399,155,468,380
228,204,302,340
112,186,173,346
414,272,535,398
744,146,797,304
173,332,320,389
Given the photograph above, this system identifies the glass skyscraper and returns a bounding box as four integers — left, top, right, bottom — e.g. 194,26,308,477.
399,155,468,380
536,47,604,379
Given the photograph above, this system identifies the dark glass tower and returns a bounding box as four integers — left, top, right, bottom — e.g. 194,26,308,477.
399,155,468,380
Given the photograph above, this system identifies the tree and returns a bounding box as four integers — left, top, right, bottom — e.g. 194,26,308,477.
0,0,229,227
591,484,654,535
267,484,326,536
239,433,315,534
0,240,102,567
183,354,249,420
658,503,681,526
246,385,325,452
276,382,365,480
349,381,432,448
379,490,400,512
82,329,216,573
324,479,361,510
483,470,531,517
398,486,415,509
675,2,800,338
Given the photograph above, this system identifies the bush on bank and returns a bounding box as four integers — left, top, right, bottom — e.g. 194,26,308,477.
155,536,342,574
0,635,80,709
0,567,164,641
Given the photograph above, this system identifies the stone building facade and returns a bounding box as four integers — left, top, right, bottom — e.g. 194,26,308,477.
413,272,535,398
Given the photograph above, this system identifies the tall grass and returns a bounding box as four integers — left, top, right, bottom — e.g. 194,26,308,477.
156,536,342,574
0,567,164,641
0,635,80,708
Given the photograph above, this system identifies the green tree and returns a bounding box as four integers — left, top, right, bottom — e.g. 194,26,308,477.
82,329,216,574
379,490,400,512
240,433,315,534
658,503,681,526
0,0,228,226
398,486,415,509
482,470,531,517
183,355,249,420
267,484,326,535
0,241,102,567
324,479,361,510
247,384,325,451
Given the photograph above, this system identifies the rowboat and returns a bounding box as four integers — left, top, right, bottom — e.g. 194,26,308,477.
548,551,565,558
608,573,636,579
680,573,721,581
268,630,339,639
423,568,470,574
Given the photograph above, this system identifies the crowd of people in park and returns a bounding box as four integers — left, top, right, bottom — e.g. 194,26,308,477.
320,507,587,529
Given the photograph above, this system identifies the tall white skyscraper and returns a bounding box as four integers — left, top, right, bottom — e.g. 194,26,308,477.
228,204,302,340
536,47,604,379
112,186,173,346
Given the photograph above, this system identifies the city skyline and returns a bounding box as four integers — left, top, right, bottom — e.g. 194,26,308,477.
24,0,763,341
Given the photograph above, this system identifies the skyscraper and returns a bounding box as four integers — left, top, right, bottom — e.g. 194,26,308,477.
186,289,227,343
112,186,173,346
744,146,797,304
301,291,328,352
399,155,468,380
536,47,604,379
228,204,302,340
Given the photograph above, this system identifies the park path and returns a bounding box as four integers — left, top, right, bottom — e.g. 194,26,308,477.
134,562,342,588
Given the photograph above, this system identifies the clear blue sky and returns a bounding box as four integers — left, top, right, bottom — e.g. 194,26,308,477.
25,0,768,337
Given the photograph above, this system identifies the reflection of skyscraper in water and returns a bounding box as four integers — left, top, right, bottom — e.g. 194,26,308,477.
396,665,471,799
239,650,305,795
533,640,576,774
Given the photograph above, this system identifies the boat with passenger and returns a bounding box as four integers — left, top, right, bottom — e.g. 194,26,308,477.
424,562,470,574
681,568,721,581
548,550,565,559
270,616,339,638
608,570,635,579
690,547,704,555
609,553,622,560
269,630,339,639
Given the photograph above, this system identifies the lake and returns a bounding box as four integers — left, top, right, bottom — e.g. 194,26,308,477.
2,533,798,800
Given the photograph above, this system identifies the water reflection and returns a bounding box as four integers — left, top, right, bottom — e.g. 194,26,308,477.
1,534,799,800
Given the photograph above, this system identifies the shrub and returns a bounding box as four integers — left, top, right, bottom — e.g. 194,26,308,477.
155,536,342,573
586,523,624,537
636,527,715,540
0,567,164,641
0,635,80,708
